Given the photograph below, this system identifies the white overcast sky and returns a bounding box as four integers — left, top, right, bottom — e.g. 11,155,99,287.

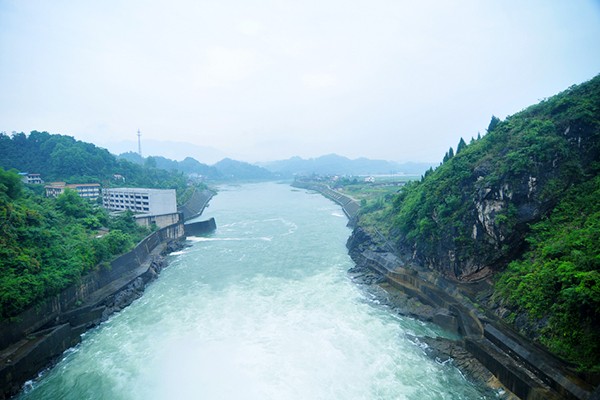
1,1,599,163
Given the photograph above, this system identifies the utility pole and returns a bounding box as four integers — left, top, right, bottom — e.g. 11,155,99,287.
137,129,142,157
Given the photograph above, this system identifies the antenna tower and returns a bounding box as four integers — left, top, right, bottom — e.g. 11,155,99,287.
137,129,142,157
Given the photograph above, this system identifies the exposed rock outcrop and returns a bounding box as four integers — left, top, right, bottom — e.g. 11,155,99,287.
393,77,600,283
101,255,169,318
346,226,595,400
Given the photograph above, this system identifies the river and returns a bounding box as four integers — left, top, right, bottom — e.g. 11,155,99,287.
19,182,494,399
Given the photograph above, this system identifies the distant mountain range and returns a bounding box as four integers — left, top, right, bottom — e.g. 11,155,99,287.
101,139,227,165
117,152,275,181
259,154,432,176
213,158,274,180
117,152,432,180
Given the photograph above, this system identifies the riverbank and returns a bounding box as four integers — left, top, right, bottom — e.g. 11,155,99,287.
0,215,217,399
294,180,597,400
290,181,360,225
178,188,215,221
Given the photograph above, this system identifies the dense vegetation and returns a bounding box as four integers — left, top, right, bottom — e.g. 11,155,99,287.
495,176,600,369
118,151,223,180
0,168,150,319
357,75,600,370
0,131,202,204
0,131,216,319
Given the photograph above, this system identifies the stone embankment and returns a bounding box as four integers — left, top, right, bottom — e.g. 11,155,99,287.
178,188,215,221
296,180,597,400
348,229,597,400
291,181,360,224
0,215,216,399
185,217,217,236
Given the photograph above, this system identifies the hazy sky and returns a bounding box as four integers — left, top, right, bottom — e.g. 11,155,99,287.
1,1,599,163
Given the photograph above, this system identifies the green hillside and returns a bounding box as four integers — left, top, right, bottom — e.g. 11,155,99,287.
495,175,600,369
0,131,196,199
358,75,600,369
0,169,150,319
0,132,207,319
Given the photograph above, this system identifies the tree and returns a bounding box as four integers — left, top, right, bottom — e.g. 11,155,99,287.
442,147,455,163
103,230,133,255
0,168,22,201
145,157,157,169
456,137,467,154
55,188,91,219
487,115,501,133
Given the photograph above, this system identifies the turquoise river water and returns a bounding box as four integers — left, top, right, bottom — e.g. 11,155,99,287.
19,182,496,399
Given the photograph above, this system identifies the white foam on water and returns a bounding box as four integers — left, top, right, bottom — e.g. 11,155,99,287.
18,183,491,400
186,236,272,242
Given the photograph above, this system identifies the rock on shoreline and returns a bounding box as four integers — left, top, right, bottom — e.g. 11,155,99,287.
349,263,505,395
0,239,186,399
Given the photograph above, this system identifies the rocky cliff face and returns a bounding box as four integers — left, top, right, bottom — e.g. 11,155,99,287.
347,75,600,394
388,76,600,282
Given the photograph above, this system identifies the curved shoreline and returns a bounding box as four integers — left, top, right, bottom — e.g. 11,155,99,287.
0,214,216,399
178,188,215,221
294,180,595,400
0,224,184,398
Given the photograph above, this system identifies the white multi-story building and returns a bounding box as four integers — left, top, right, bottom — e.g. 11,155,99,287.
102,187,177,216
19,173,43,184
45,182,101,200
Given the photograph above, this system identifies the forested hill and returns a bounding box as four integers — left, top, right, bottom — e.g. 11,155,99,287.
0,168,153,319
359,74,599,370
118,152,275,181
118,152,222,179
0,131,192,193
0,132,206,319
382,75,599,279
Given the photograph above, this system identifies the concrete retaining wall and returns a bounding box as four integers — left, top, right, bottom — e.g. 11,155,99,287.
358,249,483,337
185,218,217,236
135,212,181,229
465,338,558,400
351,236,594,399
291,181,359,223
0,222,186,398
178,189,214,221
483,324,593,400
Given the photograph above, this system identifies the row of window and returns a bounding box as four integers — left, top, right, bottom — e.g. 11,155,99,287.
105,204,150,212
105,193,149,200
104,199,149,205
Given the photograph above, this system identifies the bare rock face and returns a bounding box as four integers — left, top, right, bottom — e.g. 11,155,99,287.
464,168,563,278
398,119,597,282
474,184,510,244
